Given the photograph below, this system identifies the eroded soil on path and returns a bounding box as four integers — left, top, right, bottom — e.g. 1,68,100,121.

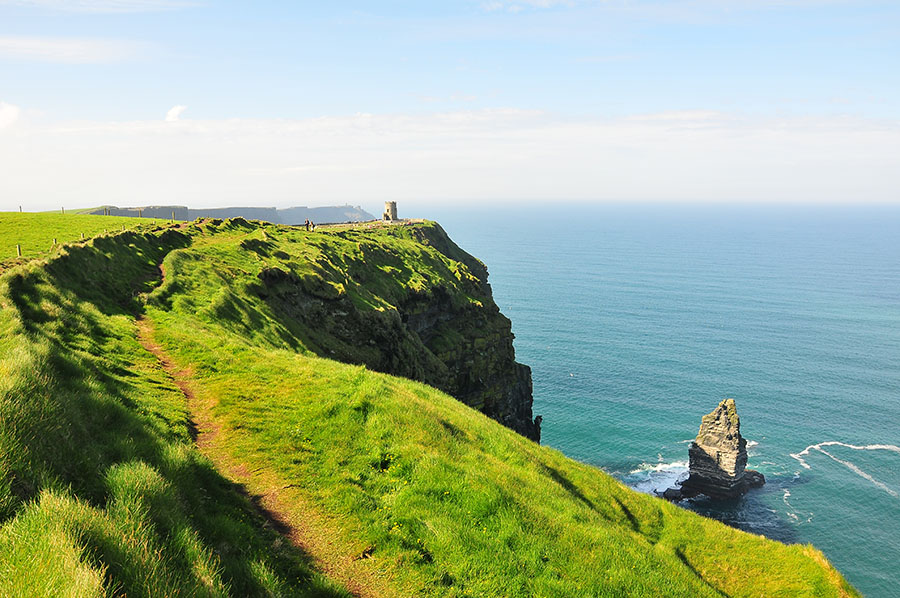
135,316,393,598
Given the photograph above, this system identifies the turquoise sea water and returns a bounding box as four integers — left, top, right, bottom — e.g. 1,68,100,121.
429,204,900,598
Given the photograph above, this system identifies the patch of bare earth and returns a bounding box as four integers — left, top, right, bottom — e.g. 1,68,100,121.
135,316,395,598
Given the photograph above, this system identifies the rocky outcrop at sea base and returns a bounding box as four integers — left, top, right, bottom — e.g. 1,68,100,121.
663,399,765,501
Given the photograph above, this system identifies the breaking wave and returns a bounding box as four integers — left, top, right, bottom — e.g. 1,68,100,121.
625,460,689,495
790,442,900,498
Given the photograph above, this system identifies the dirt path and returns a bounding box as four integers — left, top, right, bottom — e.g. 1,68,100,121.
135,316,391,598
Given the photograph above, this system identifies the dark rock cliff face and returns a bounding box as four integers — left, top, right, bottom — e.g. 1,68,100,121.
401,283,538,441
255,223,541,442
675,399,764,500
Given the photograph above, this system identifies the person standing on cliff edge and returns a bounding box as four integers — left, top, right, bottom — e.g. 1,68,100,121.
304,219,310,231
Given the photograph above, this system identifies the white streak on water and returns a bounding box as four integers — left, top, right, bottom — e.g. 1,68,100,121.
782,489,813,523
629,460,688,474
790,441,900,498
783,489,799,521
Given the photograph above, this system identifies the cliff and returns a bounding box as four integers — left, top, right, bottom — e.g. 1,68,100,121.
0,213,859,597
87,204,375,223
252,222,540,440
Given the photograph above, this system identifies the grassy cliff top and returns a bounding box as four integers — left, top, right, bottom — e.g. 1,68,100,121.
0,213,859,597
0,211,178,270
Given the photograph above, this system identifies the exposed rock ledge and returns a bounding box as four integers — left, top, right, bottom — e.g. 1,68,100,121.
664,399,765,500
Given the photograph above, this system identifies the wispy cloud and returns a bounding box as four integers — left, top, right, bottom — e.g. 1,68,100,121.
0,102,20,129
165,105,187,122
0,35,142,63
0,0,195,13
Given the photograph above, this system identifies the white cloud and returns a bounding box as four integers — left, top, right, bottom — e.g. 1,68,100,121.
0,35,141,63
0,102,20,129
165,105,187,122
1,108,898,210
0,0,195,13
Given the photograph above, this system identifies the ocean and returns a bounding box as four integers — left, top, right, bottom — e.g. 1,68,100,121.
427,203,900,598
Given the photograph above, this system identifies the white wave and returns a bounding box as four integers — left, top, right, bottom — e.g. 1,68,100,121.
629,460,688,474
782,489,794,510
626,461,689,496
747,440,759,448
781,488,815,523
790,441,900,498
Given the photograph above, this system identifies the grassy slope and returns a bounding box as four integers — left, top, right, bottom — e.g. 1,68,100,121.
0,214,859,597
0,224,347,597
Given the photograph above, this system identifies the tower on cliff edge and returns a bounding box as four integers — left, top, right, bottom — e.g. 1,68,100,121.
383,201,398,221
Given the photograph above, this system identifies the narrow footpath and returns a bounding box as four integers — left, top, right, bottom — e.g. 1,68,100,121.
135,315,391,598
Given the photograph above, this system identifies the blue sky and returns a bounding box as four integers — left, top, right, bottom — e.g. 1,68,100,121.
1,1,899,210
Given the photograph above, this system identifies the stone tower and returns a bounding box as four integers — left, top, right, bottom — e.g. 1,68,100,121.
383,201,398,221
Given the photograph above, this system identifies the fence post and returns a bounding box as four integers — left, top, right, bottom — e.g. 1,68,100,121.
81,233,85,239
16,244,22,257
53,238,57,245
172,211,175,222
19,206,22,213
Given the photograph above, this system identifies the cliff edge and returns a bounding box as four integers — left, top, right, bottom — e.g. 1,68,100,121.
243,220,540,440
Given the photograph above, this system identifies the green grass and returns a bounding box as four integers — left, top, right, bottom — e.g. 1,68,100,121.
0,211,181,269
0,214,859,597
0,226,348,597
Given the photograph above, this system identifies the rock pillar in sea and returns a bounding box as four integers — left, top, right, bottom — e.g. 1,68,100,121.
677,398,765,499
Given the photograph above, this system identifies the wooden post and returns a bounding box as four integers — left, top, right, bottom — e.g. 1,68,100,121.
16,244,21,257
53,238,57,245
172,211,176,222
19,206,22,213
61,207,65,215
138,208,142,218
81,233,85,239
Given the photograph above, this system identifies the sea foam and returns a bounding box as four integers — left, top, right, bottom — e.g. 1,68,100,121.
790,442,900,498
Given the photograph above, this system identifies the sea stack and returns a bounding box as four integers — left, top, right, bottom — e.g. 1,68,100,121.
676,399,765,500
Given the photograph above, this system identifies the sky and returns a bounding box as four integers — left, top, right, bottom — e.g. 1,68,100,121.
1,0,899,212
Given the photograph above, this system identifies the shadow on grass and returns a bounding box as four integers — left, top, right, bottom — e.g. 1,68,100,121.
540,464,598,512
0,229,350,597
675,548,731,598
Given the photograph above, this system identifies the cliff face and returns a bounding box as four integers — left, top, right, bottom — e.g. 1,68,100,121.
678,399,764,499
254,222,541,441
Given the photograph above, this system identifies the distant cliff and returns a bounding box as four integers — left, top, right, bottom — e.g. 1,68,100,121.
89,204,375,224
